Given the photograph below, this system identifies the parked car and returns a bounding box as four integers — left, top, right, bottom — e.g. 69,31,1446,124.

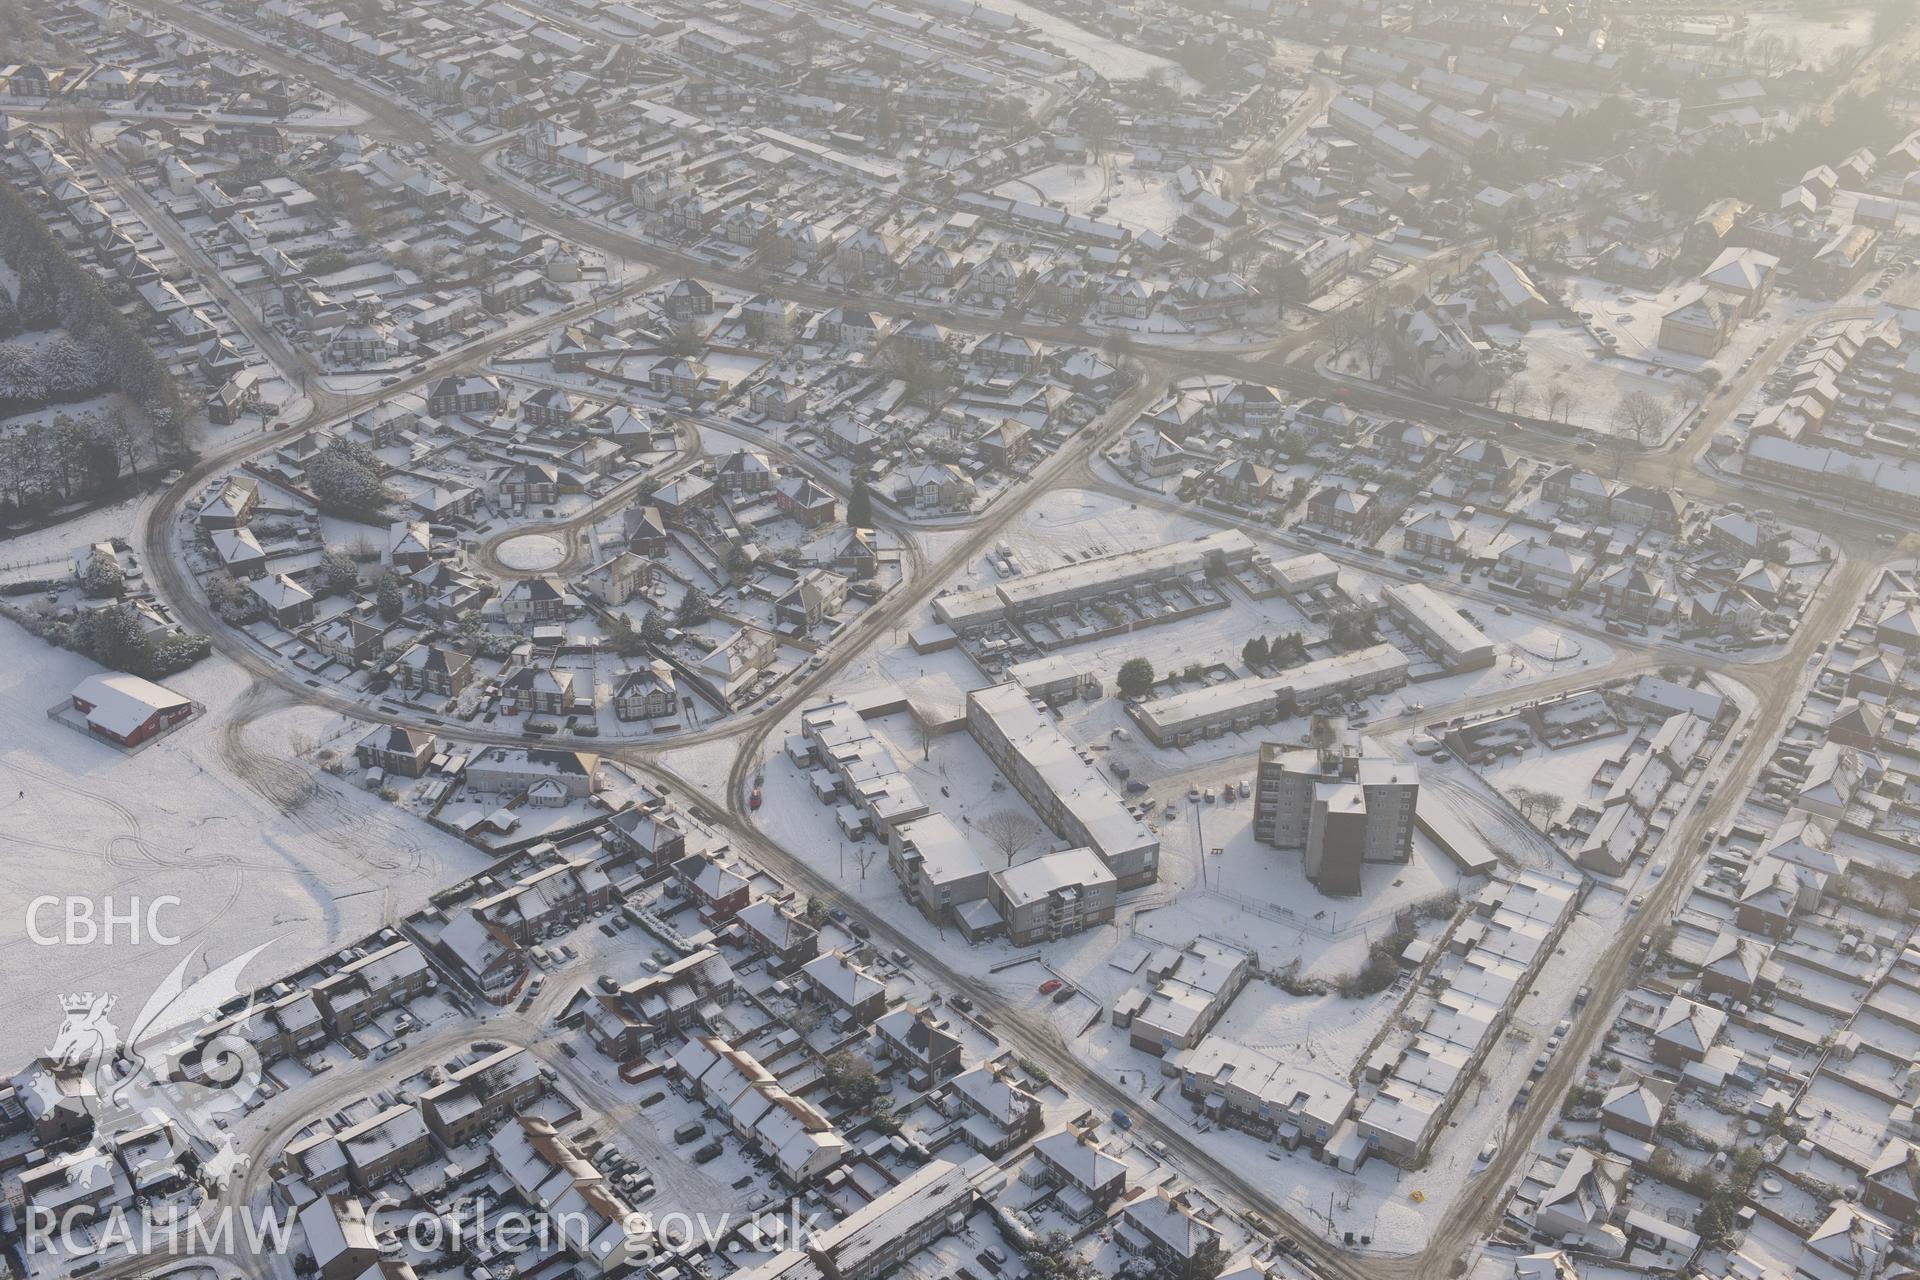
1038,978,1063,995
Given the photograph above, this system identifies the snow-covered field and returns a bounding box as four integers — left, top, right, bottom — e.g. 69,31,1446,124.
0,621,489,1049
1742,6,1877,65
992,0,1202,90
991,158,1187,236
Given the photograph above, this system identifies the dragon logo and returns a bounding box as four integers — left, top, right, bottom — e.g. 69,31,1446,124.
46,944,273,1192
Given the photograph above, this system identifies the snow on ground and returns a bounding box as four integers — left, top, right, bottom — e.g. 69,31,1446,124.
1476,727,1626,830
0,622,490,1048
1742,6,1877,65
494,532,568,571
992,158,1187,236
991,0,1203,90
0,489,153,579
0,392,129,435
1126,797,1469,979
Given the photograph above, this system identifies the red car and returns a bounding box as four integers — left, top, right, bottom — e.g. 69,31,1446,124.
1038,978,1063,995
749,787,763,811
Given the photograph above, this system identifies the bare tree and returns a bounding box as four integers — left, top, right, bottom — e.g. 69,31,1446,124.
1356,324,1392,380
850,841,883,881
1547,385,1572,423
1509,377,1533,419
1509,786,1565,828
1327,306,1369,356
1746,31,1801,76
978,810,1046,867
1611,389,1668,447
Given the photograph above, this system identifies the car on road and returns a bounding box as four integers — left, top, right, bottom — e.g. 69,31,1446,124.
1494,604,1513,615
1038,978,1063,995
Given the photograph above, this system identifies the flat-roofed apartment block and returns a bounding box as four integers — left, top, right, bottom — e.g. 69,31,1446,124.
1254,742,1417,895
1384,583,1495,672
967,682,1159,889
1131,644,1409,746
989,847,1116,945
932,530,1257,635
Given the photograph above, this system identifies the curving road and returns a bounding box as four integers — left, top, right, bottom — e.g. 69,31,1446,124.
87,3,1920,1278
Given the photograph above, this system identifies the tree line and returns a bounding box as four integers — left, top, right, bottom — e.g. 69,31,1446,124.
0,175,190,512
